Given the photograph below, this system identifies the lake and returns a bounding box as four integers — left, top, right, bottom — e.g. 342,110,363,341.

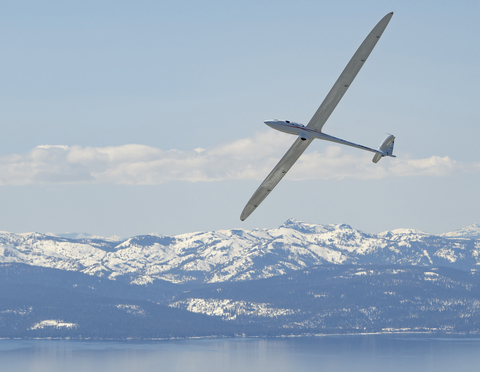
1,334,480,372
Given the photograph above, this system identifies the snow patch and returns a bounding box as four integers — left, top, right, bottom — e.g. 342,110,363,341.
30,320,77,330
116,304,146,316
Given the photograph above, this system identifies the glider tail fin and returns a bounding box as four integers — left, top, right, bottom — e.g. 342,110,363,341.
372,135,395,163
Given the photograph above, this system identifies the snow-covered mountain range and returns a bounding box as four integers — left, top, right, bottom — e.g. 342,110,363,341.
1,219,479,285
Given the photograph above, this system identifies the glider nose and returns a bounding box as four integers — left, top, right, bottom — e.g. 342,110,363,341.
264,120,277,128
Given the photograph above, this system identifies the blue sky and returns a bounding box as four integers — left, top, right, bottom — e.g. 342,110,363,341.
0,0,479,237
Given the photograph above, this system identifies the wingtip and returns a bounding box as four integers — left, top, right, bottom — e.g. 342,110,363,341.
240,203,256,221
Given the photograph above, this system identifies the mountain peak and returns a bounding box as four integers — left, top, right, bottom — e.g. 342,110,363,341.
378,228,430,237
56,232,123,241
336,223,353,230
440,223,480,239
281,218,303,227
280,219,339,234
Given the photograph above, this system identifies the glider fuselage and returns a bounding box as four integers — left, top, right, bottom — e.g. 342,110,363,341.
264,119,389,156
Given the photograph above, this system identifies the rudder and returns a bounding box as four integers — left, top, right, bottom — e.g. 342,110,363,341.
372,135,395,163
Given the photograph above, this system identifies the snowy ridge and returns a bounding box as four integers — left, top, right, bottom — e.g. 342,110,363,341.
1,219,480,285
169,299,297,321
29,320,78,330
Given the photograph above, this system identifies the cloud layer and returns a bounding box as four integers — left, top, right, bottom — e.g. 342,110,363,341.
0,132,476,185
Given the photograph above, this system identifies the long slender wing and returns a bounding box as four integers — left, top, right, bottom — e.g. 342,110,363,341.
307,12,393,131
240,137,313,221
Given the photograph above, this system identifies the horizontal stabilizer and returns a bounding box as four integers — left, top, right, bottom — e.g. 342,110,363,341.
372,153,383,163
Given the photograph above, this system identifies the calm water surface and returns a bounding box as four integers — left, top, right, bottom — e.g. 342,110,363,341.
1,334,480,372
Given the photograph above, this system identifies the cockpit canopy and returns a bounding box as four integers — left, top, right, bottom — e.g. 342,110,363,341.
285,120,304,127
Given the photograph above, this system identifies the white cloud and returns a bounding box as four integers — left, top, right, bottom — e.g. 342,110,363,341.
0,132,477,185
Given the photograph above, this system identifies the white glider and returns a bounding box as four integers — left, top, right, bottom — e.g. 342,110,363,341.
240,12,395,221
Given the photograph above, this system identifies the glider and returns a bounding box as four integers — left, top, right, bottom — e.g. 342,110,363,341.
240,12,395,221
